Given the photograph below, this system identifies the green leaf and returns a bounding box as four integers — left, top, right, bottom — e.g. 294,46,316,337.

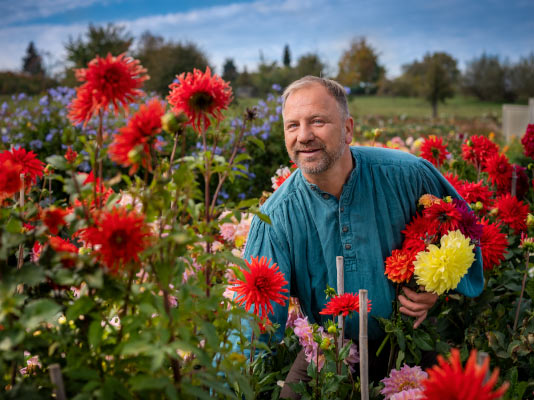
412,329,434,351
5,218,22,233
247,136,265,151
65,367,100,381
255,211,271,225
395,350,405,370
46,155,68,171
66,297,95,321
525,279,534,300
338,340,352,360
129,376,170,392
21,299,61,331
88,320,103,349
15,263,45,286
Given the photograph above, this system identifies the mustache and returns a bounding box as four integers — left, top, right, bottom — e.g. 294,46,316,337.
294,143,326,152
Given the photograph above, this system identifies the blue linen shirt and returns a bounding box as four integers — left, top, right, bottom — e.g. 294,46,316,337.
243,146,484,342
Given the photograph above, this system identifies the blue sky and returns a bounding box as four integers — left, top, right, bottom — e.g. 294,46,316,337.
1,0,533,78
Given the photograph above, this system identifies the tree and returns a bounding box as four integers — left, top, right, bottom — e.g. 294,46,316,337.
337,37,385,91
65,23,133,68
462,54,508,101
222,58,239,84
508,53,534,102
135,31,210,96
22,42,44,76
295,53,325,78
283,44,291,68
401,52,459,118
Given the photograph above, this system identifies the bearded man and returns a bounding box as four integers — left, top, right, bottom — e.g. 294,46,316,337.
242,76,483,399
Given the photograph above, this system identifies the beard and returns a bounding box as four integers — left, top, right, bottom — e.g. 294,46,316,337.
289,134,346,175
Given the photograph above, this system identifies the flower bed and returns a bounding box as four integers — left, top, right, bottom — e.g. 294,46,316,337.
0,55,533,399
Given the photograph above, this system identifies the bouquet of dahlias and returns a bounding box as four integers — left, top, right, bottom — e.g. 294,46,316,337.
378,194,482,370
385,194,481,295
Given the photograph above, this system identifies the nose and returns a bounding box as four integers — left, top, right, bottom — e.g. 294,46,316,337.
296,122,315,143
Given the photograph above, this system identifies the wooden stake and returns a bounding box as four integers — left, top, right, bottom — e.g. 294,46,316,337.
48,364,67,400
336,256,344,348
359,289,369,400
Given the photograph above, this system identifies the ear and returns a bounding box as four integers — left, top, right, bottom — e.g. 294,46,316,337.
344,116,354,144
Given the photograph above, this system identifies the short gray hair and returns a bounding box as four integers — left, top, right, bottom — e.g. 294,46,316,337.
282,76,349,120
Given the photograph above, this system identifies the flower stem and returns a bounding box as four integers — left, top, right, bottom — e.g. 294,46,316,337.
117,266,135,343
513,251,530,331
249,330,255,375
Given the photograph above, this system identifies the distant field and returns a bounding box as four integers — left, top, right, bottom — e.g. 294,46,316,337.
349,95,503,119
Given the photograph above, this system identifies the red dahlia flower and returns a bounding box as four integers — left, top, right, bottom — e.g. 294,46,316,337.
421,348,509,400
493,194,529,234
0,147,44,186
109,98,165,174
230,256,289,318
456,180,493,212
73,172,114,211
49,236,78,268
521,124,534,159
80,207,152,274
64,147,78,163
41,206,70,235
461,135,499,169
68,53,149,126
423,200,462,236
443,172,465,193
483,153,512,193
384,249,417,283
319,293,371,317
420,136,449,168
167,67,232,134
0,160,23,199
402,212,437,250
479,218,508,270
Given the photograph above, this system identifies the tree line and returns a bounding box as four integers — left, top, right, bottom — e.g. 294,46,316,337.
3,23,534,116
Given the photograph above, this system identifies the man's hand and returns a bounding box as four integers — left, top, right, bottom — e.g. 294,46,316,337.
398,286,438,329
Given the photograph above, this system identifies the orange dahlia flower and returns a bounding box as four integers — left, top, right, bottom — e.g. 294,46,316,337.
68,53,149,126
230,256,288,318
109,98,165,174
319,293,371,317
167,67,232,135
422,348,508,400
385,249,417,283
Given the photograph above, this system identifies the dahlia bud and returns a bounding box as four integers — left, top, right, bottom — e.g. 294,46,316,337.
161,111,187,134
472,201,483,211
373,128,381,138
327,324,338,335
490,207,499,216
320,337,332,350
127,147,142,165
527,213,534,228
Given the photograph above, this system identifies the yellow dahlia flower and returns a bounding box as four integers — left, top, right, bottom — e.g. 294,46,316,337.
413,230,475,295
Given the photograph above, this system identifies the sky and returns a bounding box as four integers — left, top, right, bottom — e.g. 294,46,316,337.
1,0,533,78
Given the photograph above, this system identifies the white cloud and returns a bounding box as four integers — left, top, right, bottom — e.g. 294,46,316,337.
2,0,115,25
0,0,533,79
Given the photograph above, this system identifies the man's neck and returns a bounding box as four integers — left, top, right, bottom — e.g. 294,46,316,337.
302,148,354,199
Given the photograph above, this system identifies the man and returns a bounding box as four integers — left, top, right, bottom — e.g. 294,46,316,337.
243,76,483,398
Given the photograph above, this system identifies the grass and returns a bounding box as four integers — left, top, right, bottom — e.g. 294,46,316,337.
349,95,503,119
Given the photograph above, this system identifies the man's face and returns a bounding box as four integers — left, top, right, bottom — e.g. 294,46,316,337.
283,84,352,175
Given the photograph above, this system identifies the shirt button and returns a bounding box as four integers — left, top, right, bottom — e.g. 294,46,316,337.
345,243,351,250
342,226,349,232
340,206,344,212
322,194,329,199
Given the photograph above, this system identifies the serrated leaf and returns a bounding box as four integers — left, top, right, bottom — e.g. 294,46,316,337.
247,136,265,151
